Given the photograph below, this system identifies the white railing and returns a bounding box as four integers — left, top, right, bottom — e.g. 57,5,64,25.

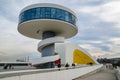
0,64,103,80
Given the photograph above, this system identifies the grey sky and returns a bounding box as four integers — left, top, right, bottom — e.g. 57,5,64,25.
0,0,120,61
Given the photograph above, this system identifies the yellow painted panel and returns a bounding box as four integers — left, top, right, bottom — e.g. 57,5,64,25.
73,49,96,64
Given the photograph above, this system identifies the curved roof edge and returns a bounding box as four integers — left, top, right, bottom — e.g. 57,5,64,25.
20,3,76,16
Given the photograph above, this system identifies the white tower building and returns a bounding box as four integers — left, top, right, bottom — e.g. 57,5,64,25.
18,3,78,68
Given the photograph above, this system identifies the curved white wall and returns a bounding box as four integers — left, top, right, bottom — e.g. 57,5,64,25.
20,3,76,16
116,67,120,80
32,55,59,65
55,42,98,65
38,37,64,51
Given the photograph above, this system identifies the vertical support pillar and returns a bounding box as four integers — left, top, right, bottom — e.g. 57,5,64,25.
40,31,56,68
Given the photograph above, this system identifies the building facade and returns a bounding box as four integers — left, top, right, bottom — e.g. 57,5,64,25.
18,3,97,68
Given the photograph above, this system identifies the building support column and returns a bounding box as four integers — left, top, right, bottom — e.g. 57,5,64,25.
40,31,56,68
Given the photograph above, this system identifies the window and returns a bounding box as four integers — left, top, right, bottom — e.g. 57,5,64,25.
65,12,69,22
51,8,56,19
45,8,51,18
19,7,76,26
35,8,40,18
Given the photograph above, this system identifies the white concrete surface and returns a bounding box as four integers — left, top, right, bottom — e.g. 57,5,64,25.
38,37,64,51
116,67,120,80
75,68,117,80
55,42,98,65
32,55,59,65
18,19,78,39
0,64,103,80
20,3,77,16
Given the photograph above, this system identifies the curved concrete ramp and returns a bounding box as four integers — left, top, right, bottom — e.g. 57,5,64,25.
0,65,103,80
75,67,118,80
32,55,59,66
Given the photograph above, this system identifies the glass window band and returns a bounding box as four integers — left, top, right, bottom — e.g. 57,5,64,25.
19,7,76,26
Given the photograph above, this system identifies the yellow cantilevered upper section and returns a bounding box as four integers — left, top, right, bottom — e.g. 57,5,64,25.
73,49,96,64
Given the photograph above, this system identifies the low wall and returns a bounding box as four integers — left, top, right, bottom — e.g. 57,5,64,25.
116,67,120,80
0,64,103,80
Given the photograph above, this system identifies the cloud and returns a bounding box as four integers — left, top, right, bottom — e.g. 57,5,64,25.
67,0,120,58
78,0,120,27
79,44,119,58
79,44,107,57
0,0,120,61
0,15,40,56
109,37,120,44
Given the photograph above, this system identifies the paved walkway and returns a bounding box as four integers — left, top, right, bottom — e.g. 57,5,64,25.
75,68,117,80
